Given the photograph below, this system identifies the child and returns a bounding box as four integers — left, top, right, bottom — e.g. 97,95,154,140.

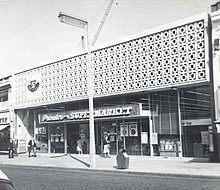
76,139,82,154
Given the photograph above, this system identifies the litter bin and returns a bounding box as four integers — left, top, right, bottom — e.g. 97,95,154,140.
116,149,129,169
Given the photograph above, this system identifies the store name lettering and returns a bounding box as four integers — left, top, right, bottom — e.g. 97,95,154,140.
41,107,132,122
182,122,192,126
0,117,8,124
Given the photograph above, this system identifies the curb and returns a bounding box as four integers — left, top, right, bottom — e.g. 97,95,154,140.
1,164,220,180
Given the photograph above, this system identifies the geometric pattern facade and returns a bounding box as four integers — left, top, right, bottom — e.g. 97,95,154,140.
93,20,207,95
14,16,209,108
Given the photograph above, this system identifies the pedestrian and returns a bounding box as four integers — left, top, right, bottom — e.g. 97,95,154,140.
33,139,37,157
103,132,111,158
76,139,83,154
28,137,37,157
14,139,18,157
8,138,14,159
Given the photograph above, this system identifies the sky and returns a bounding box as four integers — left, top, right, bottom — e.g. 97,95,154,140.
0,0,218,78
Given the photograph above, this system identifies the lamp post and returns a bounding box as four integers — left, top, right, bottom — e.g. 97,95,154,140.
58,12,96,168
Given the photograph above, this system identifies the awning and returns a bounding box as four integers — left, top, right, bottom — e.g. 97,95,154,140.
0,125,9,131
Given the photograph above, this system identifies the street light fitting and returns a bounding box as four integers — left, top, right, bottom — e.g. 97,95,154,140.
58,11,96,168
58,12,88,29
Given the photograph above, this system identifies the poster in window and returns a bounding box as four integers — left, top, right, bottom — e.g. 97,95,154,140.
152,133,158,144
201,131,209,145
120,124,128,136
110,135,115,142
129,123,138,136
141,132,148,144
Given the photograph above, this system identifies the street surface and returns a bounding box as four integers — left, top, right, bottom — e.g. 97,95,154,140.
1,165,220,190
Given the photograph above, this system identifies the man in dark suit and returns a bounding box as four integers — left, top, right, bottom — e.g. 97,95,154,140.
8,138,14,159
28,138,37,157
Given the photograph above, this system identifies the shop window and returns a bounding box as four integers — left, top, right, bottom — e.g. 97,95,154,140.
36,126,48,153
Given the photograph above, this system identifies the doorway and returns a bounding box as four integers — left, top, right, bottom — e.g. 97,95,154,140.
183,125,209,157
67,123,89,154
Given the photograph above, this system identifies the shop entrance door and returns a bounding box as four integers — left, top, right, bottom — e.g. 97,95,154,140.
50,125,64,153
67,123,89,154
67,123,79,153
101,121,117,155
183,125,209,157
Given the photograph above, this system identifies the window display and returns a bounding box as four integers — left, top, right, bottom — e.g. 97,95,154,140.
36,126,48,153
159,135,179,157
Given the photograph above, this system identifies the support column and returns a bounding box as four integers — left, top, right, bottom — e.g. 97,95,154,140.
177,89,183,158
149,117,153,157
148,94,153,157
33,109,37,139
210,11,220,162
64,123,67,154
48,125,51,154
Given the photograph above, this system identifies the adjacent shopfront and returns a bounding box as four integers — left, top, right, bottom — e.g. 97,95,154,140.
0,112,10,151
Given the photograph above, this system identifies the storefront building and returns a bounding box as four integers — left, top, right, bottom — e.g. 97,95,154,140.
0,75,13,151
11,11,220,160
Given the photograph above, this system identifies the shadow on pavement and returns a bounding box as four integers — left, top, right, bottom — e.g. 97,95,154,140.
50,154,90,167
188,158,210,163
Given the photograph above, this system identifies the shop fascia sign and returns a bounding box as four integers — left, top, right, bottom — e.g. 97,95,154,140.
39,106,133,123
0,112,10,125
181,118,211,126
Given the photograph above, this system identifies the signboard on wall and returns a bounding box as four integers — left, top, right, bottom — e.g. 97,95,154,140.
39,106,132,123
141,132,148,144
0,112,10,125
18,138,26,153
26,73,42,100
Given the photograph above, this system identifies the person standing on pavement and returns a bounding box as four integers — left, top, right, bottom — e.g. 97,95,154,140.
8,138,14,159
107,132,111,157
103,132,111,158
33,139,37,157
14,139,18,157
28,137,37,157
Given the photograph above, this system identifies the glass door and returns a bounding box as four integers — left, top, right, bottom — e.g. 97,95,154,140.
101,121,117,155
50,125,64,153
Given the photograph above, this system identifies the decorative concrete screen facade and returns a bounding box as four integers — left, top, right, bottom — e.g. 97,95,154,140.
14,13,210,108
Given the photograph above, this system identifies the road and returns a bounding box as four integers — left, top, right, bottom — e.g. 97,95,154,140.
1,165,220,190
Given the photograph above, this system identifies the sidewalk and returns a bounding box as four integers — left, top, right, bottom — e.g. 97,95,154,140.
1,153,220,179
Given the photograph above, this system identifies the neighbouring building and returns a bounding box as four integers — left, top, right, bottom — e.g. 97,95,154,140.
0,75,13,151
